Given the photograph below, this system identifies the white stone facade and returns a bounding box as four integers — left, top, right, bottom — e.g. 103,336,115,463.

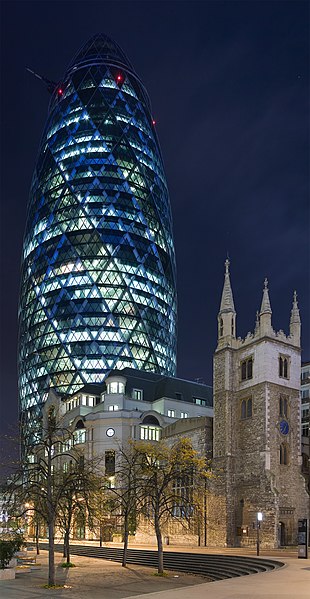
212,264,309,548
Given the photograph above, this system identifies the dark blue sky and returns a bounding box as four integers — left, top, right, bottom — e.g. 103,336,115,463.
0,1,309,436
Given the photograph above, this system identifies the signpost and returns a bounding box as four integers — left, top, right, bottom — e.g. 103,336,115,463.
298,519,308,559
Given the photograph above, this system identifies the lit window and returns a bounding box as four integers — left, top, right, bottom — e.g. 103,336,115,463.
241,357,253,381
107,476,115,489
140,425,161,441
194,398,206,406
108,381,125,394
74,429,86,444
108,405,119,411
62,438,72,452
180,412,188,419
133,388,143,401
168,409,175,417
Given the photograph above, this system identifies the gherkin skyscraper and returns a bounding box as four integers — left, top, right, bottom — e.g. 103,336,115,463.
19,34,177,430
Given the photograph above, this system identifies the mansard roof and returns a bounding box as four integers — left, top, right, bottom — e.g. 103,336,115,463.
63,367,213,407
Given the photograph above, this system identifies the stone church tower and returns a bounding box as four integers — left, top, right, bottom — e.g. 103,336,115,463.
210,259,309,548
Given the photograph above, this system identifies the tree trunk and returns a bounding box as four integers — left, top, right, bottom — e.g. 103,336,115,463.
154,515,163,574
48,520,55,586
35,521,40,555
99,524,103,548
122,516,129,567
66,531,70,564
63,531,67,558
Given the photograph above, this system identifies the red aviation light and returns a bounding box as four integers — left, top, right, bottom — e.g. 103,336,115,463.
116,73,123,84
152,119,156,126
57,87,63,96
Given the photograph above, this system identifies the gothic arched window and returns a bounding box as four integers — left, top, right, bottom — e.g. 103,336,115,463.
247,397,252,418
279,395,288,418
241,398,252,419
241,357,253,381
220,318,223,337
280,443,288,465
279,356,289,379
241,400,246,419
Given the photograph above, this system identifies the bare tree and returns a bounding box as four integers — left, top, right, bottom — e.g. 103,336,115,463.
6,403,99,586
87,485,116,547
57,459,100,564
131,437,211,574
107,442,140,567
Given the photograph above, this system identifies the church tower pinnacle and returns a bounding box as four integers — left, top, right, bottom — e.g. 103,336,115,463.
289,291,301,345
259,278,273,336
217,258,236,345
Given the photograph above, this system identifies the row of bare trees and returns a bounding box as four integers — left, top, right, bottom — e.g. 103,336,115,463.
3,405,212,585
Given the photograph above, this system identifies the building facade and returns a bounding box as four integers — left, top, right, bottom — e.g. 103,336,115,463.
40,261,309,549
41,371,213,543
301,361,310,492
19,34,177,437
211,260,309,547
58,367,212,459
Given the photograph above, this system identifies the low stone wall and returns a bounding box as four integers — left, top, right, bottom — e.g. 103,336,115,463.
0,568,15,580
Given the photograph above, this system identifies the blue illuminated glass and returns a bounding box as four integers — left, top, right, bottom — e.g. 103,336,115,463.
18,34,177,431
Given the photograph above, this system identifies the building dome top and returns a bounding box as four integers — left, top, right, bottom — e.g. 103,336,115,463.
67,33,134,74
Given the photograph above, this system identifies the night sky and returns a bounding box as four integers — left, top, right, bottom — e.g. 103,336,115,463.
0,1,309,438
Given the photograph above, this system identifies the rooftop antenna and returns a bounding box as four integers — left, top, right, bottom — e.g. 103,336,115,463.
26,67,57,94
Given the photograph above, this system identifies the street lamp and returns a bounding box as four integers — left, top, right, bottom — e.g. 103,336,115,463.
256,512,263,556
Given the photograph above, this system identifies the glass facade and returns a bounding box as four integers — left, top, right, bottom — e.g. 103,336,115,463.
19,34,177,430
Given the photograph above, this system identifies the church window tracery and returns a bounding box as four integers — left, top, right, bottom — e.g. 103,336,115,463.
279,395,289,418
241,397,252,419
279,356,289,379
280,443,289,465
241,357,253,381
220,318,223,337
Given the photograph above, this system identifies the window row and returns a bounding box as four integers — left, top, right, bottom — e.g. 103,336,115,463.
219,317,234,337
65,394,100,411
240,395,289,420
239,355,291,382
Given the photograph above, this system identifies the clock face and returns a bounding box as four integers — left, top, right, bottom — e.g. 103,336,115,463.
106,428,115,437
279,420,289,435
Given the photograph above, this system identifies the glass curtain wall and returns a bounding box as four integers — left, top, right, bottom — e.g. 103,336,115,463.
19,34,177,434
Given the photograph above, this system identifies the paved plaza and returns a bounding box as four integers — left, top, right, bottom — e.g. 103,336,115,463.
0,547,308,599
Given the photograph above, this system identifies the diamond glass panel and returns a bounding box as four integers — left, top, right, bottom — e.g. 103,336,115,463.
19,34,177,430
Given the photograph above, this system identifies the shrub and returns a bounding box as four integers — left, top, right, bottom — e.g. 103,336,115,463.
0,534,24,569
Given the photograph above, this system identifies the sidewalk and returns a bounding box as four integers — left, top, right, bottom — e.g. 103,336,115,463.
128,556,310,599
0,547,308,599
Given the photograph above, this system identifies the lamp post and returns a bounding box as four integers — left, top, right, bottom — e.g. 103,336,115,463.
256,512,263,556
